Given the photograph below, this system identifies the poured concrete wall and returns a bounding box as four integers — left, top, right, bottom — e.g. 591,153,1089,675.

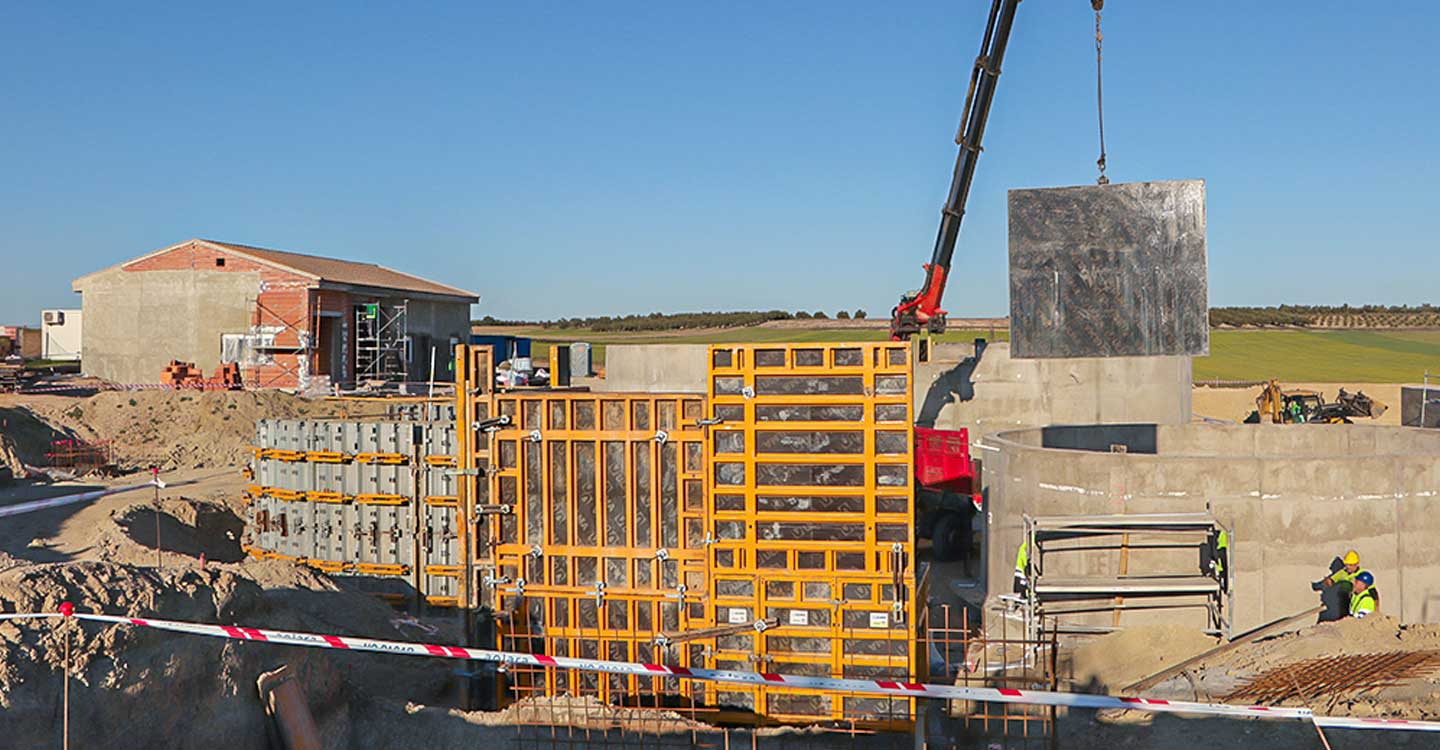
74,269,259,384
986,423,1440,632
603,344,709,393
915,342,1192,434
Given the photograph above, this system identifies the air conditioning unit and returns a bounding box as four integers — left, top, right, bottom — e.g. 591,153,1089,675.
43,311,65,325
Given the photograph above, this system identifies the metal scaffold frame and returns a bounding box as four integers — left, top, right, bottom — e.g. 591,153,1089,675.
355,299,410,382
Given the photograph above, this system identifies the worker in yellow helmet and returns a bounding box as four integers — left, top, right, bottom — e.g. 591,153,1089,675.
1314,549,1368,622
1349,571,1378,619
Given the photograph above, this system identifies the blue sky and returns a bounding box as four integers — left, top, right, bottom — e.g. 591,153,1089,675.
2,2,1435,324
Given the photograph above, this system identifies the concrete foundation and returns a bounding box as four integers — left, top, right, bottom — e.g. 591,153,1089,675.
985,423,1440,632
916,342,1192,435
603,344,709,393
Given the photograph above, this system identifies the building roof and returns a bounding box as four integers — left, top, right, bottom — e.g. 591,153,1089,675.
73,239,478,302
200,240,478,300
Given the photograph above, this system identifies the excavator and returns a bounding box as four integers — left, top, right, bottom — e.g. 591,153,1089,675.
1244,379,1388,424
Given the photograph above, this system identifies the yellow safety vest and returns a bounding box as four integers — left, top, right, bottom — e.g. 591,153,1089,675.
1014,541,1028,574
1350,587,1378,618
1330,567,1369,585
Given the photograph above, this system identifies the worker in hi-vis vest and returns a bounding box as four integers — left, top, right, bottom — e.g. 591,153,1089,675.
1349,571,1378,619
1315,549,1368,622
1013,541,1029,595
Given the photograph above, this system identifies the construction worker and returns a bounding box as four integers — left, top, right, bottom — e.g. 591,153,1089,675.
1315,549,1368,622
1203,529,1229,592
1013,541,1029,595
1349,571,1378,619
1287,399,1304,423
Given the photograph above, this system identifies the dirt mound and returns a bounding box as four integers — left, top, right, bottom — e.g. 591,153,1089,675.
12,391,369,471
114,502,246,563
1068,625,1220,689
0,557,454,749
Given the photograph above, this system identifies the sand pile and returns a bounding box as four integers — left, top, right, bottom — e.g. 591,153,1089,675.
1068,624,1220,689
9,391,369,471
0,557,455,749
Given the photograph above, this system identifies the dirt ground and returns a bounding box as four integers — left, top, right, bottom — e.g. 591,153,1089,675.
1192,383,1404,425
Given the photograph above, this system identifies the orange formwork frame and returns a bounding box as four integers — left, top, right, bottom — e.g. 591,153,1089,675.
486,392,714,705
449,343,925,730
705,343,923,728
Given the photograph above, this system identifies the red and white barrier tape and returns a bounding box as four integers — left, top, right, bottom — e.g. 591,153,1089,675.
0,480,163,519
2,607,1432,732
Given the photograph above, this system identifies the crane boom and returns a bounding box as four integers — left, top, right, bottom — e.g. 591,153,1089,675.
890,0,1022,340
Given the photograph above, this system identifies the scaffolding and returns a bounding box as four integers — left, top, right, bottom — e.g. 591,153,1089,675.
1022,513,1231,641
355,300,410,382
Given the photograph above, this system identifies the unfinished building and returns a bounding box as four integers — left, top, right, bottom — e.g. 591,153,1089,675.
71,239,477,389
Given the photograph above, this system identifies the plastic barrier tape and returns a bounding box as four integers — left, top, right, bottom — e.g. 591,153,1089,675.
7,609,1437,733
0,481,162,519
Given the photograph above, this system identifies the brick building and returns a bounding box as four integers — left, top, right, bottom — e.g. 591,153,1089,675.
72,239,478,389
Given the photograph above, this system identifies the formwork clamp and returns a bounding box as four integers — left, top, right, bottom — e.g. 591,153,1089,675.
694,417,725,427
741,386,755,399
528,430,543,443
654,430,669,444
591,581,606,605
528,545,543,559
654,548,670,562
472,415,512,433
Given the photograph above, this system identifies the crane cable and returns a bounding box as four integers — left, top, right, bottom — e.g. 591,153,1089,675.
1092,0,1109,184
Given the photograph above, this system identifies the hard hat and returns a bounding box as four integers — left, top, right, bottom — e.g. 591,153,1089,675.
1343,550,1360,565
1357,571,1374,586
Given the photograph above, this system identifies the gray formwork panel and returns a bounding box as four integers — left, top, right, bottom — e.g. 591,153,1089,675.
1402,386,1440,429
356,503,415,568
312,502,353,563
1009,180,1209,359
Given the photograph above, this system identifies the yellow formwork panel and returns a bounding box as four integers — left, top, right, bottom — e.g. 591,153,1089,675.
484,392,715,705
454,344,495,609
705,342,920,728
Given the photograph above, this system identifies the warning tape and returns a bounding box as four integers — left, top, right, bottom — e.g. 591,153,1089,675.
4,608,1437,732
0,480,163,519
1,608,1433,732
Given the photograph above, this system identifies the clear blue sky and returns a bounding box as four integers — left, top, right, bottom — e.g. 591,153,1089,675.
2,2,1435,325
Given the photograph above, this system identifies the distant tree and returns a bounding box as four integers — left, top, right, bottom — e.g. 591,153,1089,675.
853,309,867,319
836,310,851,320
812,311,828,319
795,311,812,320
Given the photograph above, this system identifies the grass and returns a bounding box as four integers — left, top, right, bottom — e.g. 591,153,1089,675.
1195,330,1440,383
494,325,1438,383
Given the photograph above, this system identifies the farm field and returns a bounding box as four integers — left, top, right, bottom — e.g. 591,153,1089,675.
480,325,1439,383
1195,329,1440,383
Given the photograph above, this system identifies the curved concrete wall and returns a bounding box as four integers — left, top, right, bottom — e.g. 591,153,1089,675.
984,423,1440,632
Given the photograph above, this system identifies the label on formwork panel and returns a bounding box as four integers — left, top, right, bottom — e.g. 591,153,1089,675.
868,612,889,629
789,610,809,626
728,608,748,625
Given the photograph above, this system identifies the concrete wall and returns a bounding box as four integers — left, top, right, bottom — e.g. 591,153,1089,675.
603,344,710,393
915,341,1192,434
985,423,1440,632
75,269,259,384
388,297,470,382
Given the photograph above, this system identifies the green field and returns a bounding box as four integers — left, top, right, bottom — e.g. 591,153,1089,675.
497,326,1439,383
1194,330,1440,383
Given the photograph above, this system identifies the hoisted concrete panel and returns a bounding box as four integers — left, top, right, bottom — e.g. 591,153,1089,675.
1009,180,1209,359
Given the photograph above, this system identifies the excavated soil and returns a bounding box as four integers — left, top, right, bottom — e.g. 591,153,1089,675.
1,390,382,473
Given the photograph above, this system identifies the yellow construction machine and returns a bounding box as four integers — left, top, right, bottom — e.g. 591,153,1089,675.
1244,379,1388,424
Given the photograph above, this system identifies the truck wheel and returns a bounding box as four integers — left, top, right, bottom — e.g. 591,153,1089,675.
932,511,967,562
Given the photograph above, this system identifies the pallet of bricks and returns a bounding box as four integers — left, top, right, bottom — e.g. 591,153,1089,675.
480,387,713,708
243,404,466,606
706,343,924,729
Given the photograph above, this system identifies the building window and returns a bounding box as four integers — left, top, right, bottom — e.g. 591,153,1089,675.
215,257,226,267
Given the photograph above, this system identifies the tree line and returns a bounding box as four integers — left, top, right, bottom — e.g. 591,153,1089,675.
474,310,869,331
1210,304,1439,327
